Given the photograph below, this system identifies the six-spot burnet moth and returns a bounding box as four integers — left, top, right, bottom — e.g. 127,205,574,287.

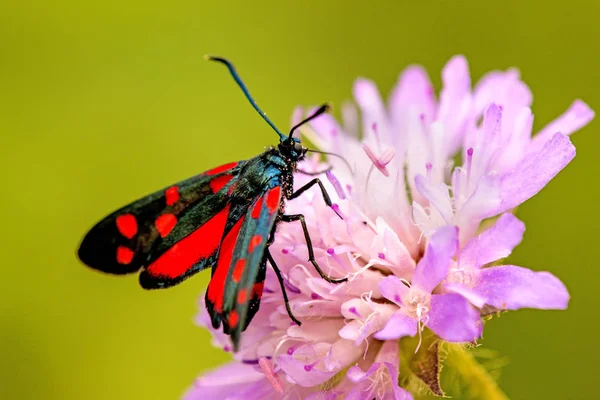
77,56,347,350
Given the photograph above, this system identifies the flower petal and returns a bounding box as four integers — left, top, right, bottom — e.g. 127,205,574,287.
324,338,365,372
456,173,502,241
184,362,275,400
495,133,575,215
353,78,391,143
492,106,533,172
444,282,487,308
414,175,454,223
436,55,472,155
346,341,413,400
306,390,343,400
473,265,569,310
389,64,436,124
378,275,410,306
412,201,440,238
278,354,337,387
374,311,418,340
427,293,482,342
460,213,525,268
412,226,458,293
307,108,344,151
291,106,304,128
341,101,359,137
529,99,594,153
473,68,532,116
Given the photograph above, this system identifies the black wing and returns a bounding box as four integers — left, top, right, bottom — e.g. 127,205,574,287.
78,161,244,288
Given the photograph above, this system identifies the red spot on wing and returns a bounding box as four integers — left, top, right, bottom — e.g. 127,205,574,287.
237,288,248,304
207,215,246,312
228,310,239,328
251,282,265,298
155,213,177,238
116,246,134,264
116,214,137,239
206,162,238,176
266,186,281,214
251,198,263,219
210,174,234,193
232,259,246,283
165,186,180,206
248,235,263,253
147,204,230,279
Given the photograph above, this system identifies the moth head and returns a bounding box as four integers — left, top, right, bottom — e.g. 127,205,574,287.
278,137,307,161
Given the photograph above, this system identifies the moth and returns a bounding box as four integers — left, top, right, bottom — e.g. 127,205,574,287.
78,56,346,350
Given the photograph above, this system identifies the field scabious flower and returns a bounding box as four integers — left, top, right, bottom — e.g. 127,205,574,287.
185,56,593,399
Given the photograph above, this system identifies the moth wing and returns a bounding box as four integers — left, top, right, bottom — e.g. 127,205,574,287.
205,185,282,349
78,161,244,288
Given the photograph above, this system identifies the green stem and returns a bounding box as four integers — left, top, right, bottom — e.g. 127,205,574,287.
444,344,509,400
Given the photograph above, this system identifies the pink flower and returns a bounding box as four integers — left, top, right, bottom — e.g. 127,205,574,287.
186,56,593,399
375,226,483,344
444,213,570,311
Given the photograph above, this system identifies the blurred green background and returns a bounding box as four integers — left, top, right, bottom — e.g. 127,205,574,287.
1,1,597,399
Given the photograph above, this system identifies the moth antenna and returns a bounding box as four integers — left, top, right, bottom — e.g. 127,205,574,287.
289,104,331,139
306,149,354,175
205,55,286,140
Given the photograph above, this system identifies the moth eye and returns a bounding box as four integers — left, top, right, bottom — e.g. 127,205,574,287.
293,142,303,153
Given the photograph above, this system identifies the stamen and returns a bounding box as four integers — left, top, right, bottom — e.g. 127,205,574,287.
273,335,297,358
348,306,362,318
304,361,318,372
466,147,474,192
363,336,370,359
406,289,431,353
327,247,350,272
426,162,433,180
259,357,284,394
377,252,386,260
326,170,346,200
349,260,377,281
362,143,395,177
331,203,346,220
360,290,374,304
415,319,424,353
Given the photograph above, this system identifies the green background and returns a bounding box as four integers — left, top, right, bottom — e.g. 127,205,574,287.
1,1,597,399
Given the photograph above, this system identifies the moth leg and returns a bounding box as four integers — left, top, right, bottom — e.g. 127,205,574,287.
288,178,343,219
265,247,301,326
296,168,331,176
280,214,348,284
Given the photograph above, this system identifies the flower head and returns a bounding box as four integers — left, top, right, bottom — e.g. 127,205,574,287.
186,55,593,399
